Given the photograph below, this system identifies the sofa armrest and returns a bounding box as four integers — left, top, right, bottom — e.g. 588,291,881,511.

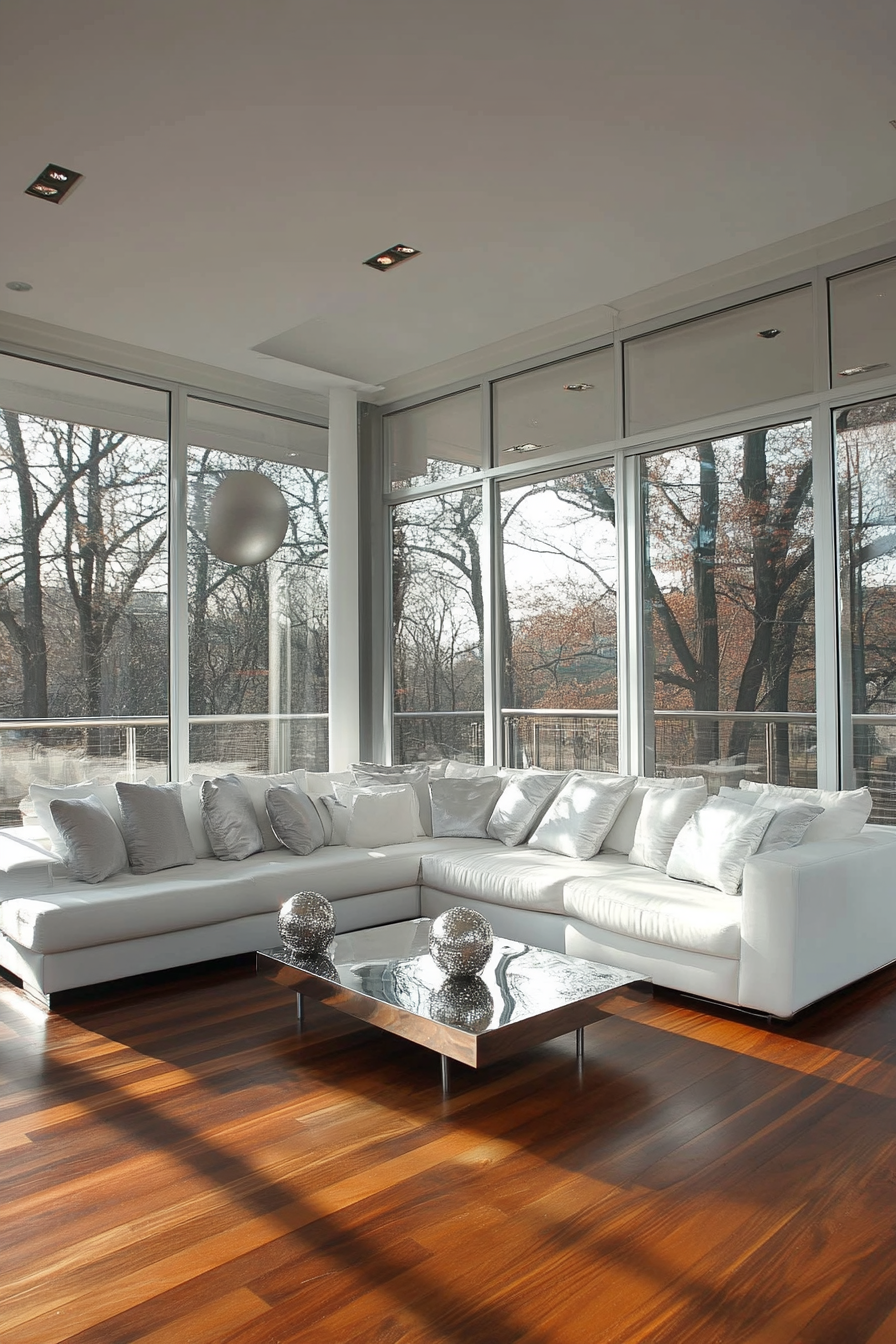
739,831,896,1017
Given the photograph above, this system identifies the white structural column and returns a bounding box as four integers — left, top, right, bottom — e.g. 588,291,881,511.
327,387,361,769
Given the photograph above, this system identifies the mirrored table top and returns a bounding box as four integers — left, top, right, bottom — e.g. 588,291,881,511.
259,918,647,1037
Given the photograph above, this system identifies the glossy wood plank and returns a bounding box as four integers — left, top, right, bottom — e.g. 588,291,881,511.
3,957,896,1343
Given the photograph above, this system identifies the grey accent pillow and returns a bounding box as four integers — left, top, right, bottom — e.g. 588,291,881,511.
352,765,433,834
49,796,129,884
528,773,637,859
429,777,503,839
265,784,326,856
200,775,265,861
116,782,196,875
191,770,303,851
718,787,824,853
487,772,566,847
666,796,774,895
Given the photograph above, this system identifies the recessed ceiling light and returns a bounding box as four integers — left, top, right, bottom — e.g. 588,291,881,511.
508,443,545,453
563,382,594,392
758,328,781,339
838,363,890,377
5,280,32,292
24,163,83,204
364,244,421,272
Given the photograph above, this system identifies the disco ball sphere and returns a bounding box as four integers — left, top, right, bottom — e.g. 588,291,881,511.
206,470,289,566
429,907,493,977
278,892,336,955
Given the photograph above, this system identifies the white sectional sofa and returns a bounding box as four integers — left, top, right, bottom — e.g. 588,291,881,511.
2,771,896,1018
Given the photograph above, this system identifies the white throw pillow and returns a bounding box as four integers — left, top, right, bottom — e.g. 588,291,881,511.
345,787,420,848
304,770,354,796
737,780,872,842
602,776,706,855
666,796,775,895
335,782,424,836
321,795,350,846
444,761,500,780
487,772,567,847
352,765,433,835
179,780,216,859
628,784,706,872
528,773,637,860
718,787,824,852
29,779,153,859
429,777,504,838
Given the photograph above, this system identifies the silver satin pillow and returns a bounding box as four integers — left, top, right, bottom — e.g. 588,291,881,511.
352,765,433,835
49,796,129,884
528,773,637,859
666,796,774,895
487,772,566,847
718,787,824,853
429,777,503,839
200,775,265,861
265,783,326,856
116,781,196,875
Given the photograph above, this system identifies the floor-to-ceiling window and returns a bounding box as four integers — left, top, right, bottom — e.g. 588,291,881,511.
186,398,329,775
0,355,169,821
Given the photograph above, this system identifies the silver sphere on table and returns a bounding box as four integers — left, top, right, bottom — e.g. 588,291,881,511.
430,975,494,1031
278,891,336,956
429,906,493,977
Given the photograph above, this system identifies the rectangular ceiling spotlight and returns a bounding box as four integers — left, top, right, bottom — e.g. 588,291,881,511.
364,244,420,272
25,164,83,203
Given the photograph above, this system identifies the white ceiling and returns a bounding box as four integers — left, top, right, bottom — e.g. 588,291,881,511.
2,0,895,398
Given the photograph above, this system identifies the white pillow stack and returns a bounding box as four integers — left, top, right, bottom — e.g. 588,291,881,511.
628,784,706,872
736,781,872,841
666,795,775,895
528,773,637,860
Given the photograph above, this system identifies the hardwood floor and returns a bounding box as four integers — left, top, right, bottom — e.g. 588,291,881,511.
3,958,896,1344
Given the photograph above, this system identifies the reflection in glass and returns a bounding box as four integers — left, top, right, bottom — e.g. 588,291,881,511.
641,420,815,786
392,488,484,763
499,467,617,770
386,388,481,489
830,257,896,388
837,396,896,821
493,348,614,467
187,400,329,775
625,287,814,436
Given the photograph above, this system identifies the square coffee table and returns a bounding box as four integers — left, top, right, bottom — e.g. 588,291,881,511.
257,919,650,1094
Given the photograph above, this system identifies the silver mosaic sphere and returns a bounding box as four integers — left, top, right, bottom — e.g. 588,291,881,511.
429,906,493,977
279,948,339,982
278,891,336,955
430,976,494,1032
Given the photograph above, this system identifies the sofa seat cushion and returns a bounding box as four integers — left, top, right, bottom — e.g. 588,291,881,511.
563,866,742,959
0,840,462,956
420,844,629,915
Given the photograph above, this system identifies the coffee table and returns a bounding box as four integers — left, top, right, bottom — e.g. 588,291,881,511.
257,919,650,1094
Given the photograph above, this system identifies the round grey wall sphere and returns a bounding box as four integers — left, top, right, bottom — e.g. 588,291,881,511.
279,892,336,955
206,470,289,566
429,907,493,977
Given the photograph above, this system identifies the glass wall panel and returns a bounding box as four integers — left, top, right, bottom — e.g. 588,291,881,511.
641,419,815,789
499,466,617,770
386,388,481,489
392,487,484,763
830,256,896,388
625,288,814,436
493,348,615,468
837,395,896,822
187,399,329,776
0,354,169,821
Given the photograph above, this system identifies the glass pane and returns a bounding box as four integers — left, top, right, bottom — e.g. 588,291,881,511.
386,388,481,489
187,399,329,776
392,487,484,763
625,288,814,436
837,395,896,822
499,466,618,770
641,420,815,789
830,256,896,388
0,354,169,820
493,348,615,468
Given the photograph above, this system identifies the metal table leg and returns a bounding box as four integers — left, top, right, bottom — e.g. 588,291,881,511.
441,1054,451,1096
576,1026,585,1058
297,993,304,1027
